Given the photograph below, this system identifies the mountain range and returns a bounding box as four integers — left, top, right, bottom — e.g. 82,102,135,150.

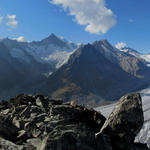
39,39,150,105
0,34,150,105
0,34,78,99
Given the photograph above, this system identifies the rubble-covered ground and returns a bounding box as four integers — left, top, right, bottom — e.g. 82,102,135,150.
0,93,149,150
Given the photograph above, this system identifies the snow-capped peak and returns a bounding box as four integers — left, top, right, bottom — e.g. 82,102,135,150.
115,42,150,67
1,34,79,69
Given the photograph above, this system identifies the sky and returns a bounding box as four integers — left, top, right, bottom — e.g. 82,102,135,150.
0,0,150,53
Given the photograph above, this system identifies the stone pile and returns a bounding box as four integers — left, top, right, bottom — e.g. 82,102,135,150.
0,93,148,150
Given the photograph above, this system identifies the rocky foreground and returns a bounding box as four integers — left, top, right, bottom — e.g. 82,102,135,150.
0,93,149,150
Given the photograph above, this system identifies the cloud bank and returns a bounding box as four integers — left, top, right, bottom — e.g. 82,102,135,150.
51,0,117,34
7,14,18,28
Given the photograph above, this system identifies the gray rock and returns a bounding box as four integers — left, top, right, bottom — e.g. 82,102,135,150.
97,93,144,150
0,137,24,150
25,137,50,150
36,97,43,108
1,109,10,115
44,124,98,150
12,118,21,128
0,93,147,150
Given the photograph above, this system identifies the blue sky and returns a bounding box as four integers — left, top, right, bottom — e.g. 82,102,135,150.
0,0,150,53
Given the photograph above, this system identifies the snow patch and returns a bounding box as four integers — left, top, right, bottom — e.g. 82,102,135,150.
43,50,75,68
140,54,150,67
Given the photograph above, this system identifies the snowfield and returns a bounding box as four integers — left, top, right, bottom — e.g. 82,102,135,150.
95,86,150,147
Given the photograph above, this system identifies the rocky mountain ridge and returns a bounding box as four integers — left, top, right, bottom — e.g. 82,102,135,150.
40,41,150,105
0,92,148,150
0,34,150,105
1,34,78,69
0,34,78,99
117,46,150,67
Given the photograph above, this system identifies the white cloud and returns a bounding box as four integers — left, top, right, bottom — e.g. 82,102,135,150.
13,36,26,42
50,0,117,34
115,42,127,50
7,14,18,28
0,16,3,24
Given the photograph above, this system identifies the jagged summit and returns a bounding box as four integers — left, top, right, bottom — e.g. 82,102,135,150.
0,34,79,99
0,34,150,103
94,39,110,45
93,39,115,52
49,33,57,38
40,39,150,105
31,33,65,48
41,33,61,43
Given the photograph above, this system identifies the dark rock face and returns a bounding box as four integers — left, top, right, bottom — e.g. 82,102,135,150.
0,93,148,150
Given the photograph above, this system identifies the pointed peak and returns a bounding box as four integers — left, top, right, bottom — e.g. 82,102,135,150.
41,33,61,44
45,33,58,40
49,33,57,38
40,33,70,48
93,39,114,48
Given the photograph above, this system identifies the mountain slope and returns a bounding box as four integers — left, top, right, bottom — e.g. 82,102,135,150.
1,35,150,104
0,42,48,98
117,45,150,68
40,42,150,105
0,34,78,99
1,34,78,71
94,40,150,80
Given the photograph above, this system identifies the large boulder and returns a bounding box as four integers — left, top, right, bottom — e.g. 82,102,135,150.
96,93,144,150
